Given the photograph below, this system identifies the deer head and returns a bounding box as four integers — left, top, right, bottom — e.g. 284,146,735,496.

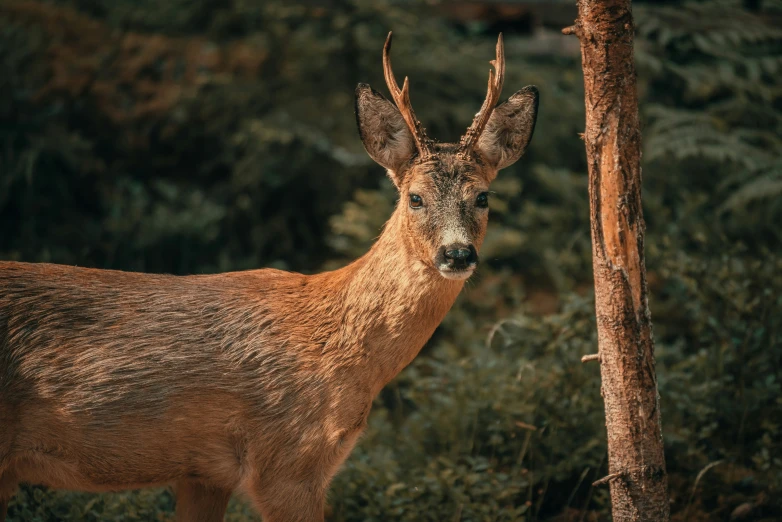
355,33,538,280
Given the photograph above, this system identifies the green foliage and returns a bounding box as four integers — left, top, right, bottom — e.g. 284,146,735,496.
8,487,174,521
636,0,782,250
2,0,781,520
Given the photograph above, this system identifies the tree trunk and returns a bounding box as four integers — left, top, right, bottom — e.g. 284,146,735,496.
563,1,670,520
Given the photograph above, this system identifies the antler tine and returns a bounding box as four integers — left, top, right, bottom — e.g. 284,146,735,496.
382,32,432,157
459,33,506,153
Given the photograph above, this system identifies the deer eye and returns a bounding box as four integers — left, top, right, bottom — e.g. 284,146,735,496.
476,192,489,208
409,194,423,209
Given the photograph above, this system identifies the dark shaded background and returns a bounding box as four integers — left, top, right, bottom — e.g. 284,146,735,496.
1,0,781,520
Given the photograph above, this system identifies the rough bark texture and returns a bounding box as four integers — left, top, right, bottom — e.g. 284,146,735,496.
568,1,670,520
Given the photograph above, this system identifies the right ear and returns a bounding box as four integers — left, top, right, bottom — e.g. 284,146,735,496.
476,86,539,172
355,83,416,186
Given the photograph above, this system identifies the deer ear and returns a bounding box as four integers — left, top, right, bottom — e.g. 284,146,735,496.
355,83,416,185
476,86,539,172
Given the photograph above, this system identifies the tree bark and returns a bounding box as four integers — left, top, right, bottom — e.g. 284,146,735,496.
564,1,670,520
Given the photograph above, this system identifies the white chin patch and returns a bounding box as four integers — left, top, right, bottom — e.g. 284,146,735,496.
438,268,475,281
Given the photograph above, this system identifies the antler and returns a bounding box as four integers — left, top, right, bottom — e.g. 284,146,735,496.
383,32,433,157
458,33,505,154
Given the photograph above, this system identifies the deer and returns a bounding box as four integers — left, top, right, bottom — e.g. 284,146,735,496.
0,33,538,522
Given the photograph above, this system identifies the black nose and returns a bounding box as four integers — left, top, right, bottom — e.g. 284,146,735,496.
439,243,478,269
445,247,472,260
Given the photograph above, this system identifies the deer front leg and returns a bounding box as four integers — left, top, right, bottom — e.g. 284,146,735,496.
250,478,326,522
174,479,232,522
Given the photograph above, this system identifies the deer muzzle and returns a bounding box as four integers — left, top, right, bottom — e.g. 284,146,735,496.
436,243,478,279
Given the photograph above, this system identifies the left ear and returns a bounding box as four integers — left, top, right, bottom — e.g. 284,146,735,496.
476,86,539,171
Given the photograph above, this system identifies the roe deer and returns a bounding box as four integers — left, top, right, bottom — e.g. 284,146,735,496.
0,33,538,521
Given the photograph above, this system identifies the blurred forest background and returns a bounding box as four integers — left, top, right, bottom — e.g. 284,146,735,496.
1,0,781,520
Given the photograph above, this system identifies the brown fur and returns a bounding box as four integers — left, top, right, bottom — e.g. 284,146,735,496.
0,44,538,522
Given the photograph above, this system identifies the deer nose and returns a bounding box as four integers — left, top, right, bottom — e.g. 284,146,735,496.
445,246,472,260
441,243,478,268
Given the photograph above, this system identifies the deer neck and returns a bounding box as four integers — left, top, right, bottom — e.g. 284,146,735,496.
315,207,465,393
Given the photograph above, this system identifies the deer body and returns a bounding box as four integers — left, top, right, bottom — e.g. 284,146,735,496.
0,34,538,521
0,214,461,519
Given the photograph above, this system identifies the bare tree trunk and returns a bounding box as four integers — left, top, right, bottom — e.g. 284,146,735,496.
563,1,670,520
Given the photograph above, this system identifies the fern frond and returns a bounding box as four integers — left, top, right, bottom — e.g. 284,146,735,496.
644,105,774,169
719,175,782,214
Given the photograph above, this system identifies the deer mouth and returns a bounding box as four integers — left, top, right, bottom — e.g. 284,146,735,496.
438,266,476,280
